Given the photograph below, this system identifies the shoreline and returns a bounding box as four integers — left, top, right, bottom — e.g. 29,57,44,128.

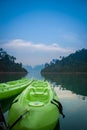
0,72,28,74
41,72,87,75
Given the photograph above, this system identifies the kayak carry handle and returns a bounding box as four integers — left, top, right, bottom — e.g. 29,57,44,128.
51,99,65,118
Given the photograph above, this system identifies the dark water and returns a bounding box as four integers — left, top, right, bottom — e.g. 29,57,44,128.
0,73,27,83
0,72,87,130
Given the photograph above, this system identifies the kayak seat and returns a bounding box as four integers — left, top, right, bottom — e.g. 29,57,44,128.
27,87,50,104
32,82,47,88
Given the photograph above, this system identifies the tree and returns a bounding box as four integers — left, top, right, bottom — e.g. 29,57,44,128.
41,48,87,73
0,48,27,73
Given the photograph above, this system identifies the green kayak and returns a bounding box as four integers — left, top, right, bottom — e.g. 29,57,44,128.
8,80,60,130
0,78,32,100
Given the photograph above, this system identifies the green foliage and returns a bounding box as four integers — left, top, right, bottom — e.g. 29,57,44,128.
0,48,27,73
41,48,87,73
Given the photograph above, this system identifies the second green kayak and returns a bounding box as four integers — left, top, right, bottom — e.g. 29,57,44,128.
0,78,32,100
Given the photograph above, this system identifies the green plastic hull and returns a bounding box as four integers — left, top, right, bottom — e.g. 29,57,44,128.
0,78,32,100
8,80,60,130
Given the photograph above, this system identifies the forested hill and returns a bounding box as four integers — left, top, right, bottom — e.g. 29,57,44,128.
0,48,27,73
41,48,87,74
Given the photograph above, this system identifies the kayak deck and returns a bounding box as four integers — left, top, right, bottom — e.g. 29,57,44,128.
19,80,53,106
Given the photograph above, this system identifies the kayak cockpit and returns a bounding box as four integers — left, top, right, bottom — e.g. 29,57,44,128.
26,87,50,106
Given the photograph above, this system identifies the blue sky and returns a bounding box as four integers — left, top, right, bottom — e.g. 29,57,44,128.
0,0,87,66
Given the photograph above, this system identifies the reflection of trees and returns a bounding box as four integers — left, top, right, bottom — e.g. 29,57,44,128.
54,120,60,130
0,73,26,83
0,96,15,112
81,96,86,100
42,74,87,96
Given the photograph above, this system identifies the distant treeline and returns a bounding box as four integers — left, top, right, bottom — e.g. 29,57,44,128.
41,48,87,74
0,48,27,73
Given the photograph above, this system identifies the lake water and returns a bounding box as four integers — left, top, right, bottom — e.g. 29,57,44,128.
0,72,87,130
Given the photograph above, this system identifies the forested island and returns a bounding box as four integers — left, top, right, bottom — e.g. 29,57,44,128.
41,48,87,74
0,48,27,73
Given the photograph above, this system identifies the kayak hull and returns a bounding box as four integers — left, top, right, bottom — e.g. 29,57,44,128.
8,80,60,130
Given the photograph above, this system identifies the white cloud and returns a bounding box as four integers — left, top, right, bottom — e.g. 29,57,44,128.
3,39,73,52
1,39,74,66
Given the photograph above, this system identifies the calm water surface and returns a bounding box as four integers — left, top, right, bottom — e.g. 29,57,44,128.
0,72,87,130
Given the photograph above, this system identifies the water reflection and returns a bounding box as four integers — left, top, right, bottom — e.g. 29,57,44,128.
25,71,44,80
54,120,60,130
0,73,27,83
0,96,17,113
54,86,87,130
42,74,87,97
